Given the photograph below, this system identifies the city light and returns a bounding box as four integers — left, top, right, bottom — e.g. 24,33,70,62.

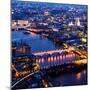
11,1,87,89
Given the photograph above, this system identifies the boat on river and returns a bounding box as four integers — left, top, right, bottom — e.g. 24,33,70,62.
23,31,31,35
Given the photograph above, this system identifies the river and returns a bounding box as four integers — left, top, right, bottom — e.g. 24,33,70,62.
50,69,87,86
12,30,87,86
12,30,60,53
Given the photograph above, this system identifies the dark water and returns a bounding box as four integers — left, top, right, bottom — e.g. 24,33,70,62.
12,31,60,53
51,69,87,86
12,30,87,86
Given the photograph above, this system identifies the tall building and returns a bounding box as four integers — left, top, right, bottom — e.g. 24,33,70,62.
75,18,81,26
68,21,74,26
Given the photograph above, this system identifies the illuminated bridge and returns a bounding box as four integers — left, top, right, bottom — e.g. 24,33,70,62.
33,47,87,69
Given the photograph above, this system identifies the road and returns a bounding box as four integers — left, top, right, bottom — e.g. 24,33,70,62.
11,70,39,89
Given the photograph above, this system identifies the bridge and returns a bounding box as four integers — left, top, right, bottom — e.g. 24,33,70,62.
12,47,87,89
12,40,87,70
32,47,87,69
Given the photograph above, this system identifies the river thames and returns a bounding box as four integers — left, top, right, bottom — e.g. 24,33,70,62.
12,30,87,86
12,30,61,53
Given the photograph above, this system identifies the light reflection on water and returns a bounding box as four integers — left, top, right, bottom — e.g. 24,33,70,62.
76,72,81,80
52,69,87,86
12,30,87,86
12,31,60,53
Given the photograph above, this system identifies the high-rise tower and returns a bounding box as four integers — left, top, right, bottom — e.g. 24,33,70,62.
75,18,81,26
